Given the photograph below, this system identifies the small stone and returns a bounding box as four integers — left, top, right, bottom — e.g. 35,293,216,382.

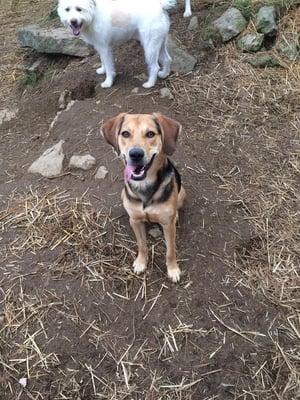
168,35,197,73
17,25,93,57
131,87,139,94
188,16,199,31
149,227,162,239
18,378,27,388
159,87,174,100
246,54,281,68
58,90,72,109
278,36,299,61
256,6,277,36
236,33,264,53
69,154,96,171
213,7,247,42
95,165,108,180
134,73,148,81
28,140,65,177
0,108,18,125
0,314,5,326
27,59,43,72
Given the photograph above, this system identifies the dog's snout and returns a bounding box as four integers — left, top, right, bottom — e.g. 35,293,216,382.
129,148,144,163
70,18,78,26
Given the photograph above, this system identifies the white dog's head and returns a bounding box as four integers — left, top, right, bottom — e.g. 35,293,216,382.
57,0,96,36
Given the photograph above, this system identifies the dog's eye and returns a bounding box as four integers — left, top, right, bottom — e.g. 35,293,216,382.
121,131,130,138
76,7,82,12
65,7,70,11
146,131,155,139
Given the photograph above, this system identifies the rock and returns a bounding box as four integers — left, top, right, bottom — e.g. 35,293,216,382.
131,87,139,94
48,100,76,133
246,54,281,68
58,90,72,110
26,59,43,72
95,165,108,180
17,25,93,57
149,227,162,239
278,36,299,61
256,6,277,36
160,87,174,100
168,35,197,73
236,33,264,53
213,7,247,42
0,108,18,125
28,140,65,177
69,154,96,170
188,16,199,31
134,73,148,82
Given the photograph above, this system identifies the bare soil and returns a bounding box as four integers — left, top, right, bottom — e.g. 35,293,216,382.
0,1,299,400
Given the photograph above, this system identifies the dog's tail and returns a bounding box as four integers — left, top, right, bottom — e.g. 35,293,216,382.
160,0,176,10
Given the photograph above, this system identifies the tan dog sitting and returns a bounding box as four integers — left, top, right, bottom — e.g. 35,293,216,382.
102,113,186,282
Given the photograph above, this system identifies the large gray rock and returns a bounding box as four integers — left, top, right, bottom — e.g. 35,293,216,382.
213,7,247,42
237,33,264,53
168,35,197,73
17,25,93,57
256,6,277,36
28,140,65,177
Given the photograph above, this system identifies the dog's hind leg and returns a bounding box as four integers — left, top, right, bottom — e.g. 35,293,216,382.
130,218,148,275
158,39,171,79
96,63,106,75
184,0,192,17
141,38,161,88
96,46,116,88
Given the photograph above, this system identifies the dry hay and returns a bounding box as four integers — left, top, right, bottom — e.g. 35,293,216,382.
0,189,136,283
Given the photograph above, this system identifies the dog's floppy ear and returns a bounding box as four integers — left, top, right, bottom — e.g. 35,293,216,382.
153,113,181,156
101,113,127,154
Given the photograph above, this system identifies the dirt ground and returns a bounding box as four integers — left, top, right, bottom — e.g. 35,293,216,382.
0,1,299,400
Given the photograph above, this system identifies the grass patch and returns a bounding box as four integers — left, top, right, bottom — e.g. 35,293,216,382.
233,0,253,19
19,71,41,87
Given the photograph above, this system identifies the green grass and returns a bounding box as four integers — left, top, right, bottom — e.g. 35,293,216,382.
233,0,253,20
19,71,41,87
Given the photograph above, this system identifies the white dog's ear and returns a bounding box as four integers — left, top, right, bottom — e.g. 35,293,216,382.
153,113,181,156
101,113,127,154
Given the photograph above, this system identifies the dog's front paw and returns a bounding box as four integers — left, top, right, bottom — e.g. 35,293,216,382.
133,258,147,275
101,79,113,88
167,264,181,283
142,81,155,89
96,66,105,75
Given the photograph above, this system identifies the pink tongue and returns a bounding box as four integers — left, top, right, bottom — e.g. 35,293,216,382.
72,26,81,36
124,165,135,182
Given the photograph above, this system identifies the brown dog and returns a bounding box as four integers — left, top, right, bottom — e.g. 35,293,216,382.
102,113,185,282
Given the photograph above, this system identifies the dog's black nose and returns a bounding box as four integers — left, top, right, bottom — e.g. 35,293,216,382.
70,18,78,26
129,148,144,163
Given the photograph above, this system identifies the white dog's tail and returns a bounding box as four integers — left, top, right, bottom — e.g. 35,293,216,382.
160,0,176,10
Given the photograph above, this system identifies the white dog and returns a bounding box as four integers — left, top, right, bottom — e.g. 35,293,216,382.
58,0,176,88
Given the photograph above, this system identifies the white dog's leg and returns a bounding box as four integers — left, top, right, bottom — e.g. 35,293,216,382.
96,64,106,75
142,41,161,88
184,0,192,17
158,40,171,79
96,47,116,88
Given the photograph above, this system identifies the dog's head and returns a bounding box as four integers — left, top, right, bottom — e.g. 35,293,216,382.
57,0,96,36
101,113,181,181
